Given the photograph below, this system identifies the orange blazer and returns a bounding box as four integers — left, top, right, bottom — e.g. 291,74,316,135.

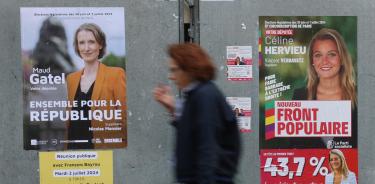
67,62,127,149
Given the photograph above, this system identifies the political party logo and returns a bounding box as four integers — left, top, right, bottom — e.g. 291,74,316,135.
266,100,351,139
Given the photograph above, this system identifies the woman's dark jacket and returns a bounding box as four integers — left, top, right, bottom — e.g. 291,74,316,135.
172,81,241,184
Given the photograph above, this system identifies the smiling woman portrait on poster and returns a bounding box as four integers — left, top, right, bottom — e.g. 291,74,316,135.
292,28,357,148
293,28,356,104
325,149,357,184
66,23,126,149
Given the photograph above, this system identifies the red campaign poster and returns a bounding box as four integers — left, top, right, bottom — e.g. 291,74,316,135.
260,149,358,184
259,16,358,183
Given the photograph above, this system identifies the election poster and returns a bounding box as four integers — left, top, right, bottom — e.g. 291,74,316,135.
259,16,358,183
21,7,127,150
39,151,113,184
226,46,253,81
226,97,252,133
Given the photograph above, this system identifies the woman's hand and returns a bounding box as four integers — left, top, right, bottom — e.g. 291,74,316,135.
153,85,175,115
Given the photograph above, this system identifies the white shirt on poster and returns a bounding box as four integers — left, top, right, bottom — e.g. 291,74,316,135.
325,171,357,184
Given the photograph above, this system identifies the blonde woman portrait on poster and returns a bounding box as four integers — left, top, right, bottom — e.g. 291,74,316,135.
293,28,357,106
292,28,357,148
66,23,126,149
325,149,357,184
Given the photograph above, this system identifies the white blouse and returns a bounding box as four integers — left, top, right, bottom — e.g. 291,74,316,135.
324,171,357,184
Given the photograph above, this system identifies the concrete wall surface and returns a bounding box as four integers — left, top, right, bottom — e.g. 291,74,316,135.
0,0,374,183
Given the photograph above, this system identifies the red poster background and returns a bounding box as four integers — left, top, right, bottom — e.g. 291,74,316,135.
260,149,358,184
